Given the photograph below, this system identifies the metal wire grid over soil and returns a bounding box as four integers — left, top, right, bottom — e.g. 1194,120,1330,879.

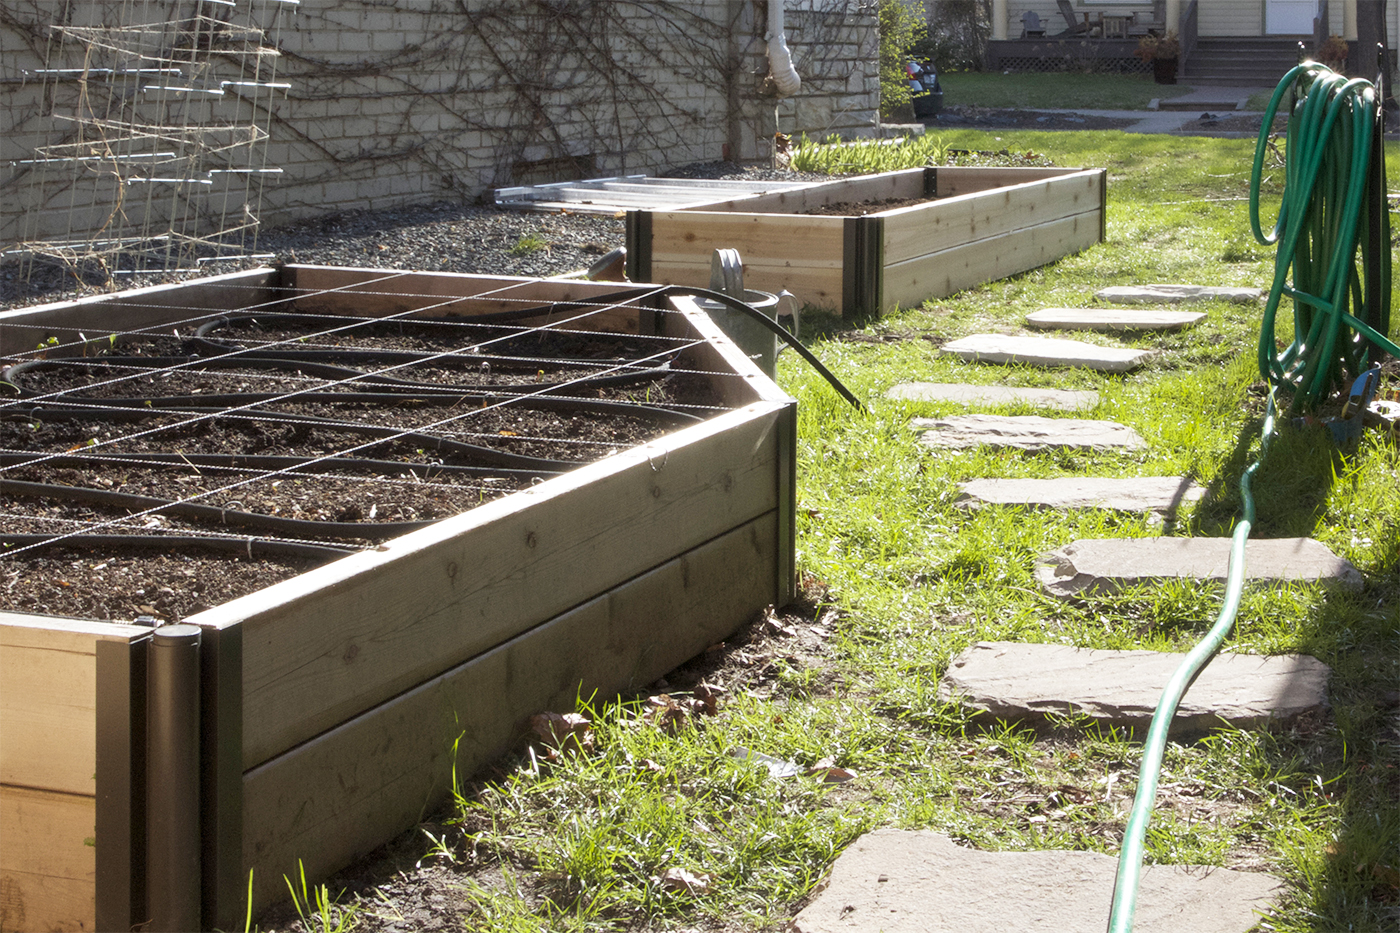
0,276,733,623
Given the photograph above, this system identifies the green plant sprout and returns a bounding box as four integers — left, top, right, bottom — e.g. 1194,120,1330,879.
284,859,359,933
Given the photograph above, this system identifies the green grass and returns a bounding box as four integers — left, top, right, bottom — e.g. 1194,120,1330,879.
407,129,1398,932
789,133,949,174
509,232,550,256
938,71,1195,110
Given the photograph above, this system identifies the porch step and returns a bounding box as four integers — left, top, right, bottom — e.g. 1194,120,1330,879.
1182,37,1305,87
939,641,1330,734
792,829,1283,933
1036,536,1364,599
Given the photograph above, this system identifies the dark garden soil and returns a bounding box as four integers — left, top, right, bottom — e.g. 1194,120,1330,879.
0,314,721,623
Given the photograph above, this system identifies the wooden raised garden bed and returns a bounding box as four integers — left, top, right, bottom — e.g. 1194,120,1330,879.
625,166,1107,317
0,267,795,932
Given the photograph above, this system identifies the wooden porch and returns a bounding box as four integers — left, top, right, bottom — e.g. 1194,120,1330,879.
986,37,1151,75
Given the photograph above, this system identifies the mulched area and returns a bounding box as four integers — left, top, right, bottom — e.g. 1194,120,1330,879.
929,105,1138,132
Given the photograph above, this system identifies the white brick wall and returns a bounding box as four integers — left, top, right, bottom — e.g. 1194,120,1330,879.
1,0,880,249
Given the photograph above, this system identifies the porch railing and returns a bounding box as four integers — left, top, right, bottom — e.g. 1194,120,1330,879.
1314,0,1330,54
1177,0,1198,81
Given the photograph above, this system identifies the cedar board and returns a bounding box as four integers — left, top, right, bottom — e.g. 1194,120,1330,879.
627,166,1106,317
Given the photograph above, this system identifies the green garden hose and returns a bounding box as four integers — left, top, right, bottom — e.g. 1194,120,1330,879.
1106,63,1396,933
1249,64,1398,408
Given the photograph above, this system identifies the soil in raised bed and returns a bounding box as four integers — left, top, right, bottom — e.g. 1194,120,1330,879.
802,196,933,216
1,309,725,623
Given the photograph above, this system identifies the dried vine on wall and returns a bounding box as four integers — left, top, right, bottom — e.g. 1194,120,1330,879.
2,0,878,263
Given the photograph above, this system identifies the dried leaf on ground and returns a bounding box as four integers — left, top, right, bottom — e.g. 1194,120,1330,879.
658,866,711,895
642,692,715,733
528,711,594,758
805,757,858,783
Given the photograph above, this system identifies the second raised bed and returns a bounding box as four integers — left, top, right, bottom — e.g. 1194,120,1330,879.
626,165,1107,317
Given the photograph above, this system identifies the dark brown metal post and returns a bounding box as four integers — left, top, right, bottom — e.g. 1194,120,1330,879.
96,634,149,932
146,624,202,931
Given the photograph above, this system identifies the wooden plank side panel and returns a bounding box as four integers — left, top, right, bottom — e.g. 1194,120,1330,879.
880,171,1104,265
931,166,1086,198
195,403,784,769
650,260,846,311
0,640,95,797
0,268,280,356
0,786,95,933
648,212,846,267
645,212,846,308
880,212,1102,310
0,620,137,797
694,168,926,213
285,266,648,332
240,513,778,913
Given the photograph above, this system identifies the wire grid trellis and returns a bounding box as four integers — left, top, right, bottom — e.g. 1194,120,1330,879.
0,277,739,581
8,0,291,281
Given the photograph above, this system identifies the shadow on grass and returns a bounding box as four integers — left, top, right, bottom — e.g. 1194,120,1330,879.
1184,416,1397,927
1188,418,1342,539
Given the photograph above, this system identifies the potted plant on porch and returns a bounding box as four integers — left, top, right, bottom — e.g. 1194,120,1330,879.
1135,30,1180,84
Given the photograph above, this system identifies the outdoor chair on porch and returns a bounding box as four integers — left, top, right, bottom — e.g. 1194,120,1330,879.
1021,11,1046,37
1129,1,1168,36
1054,0,1096,37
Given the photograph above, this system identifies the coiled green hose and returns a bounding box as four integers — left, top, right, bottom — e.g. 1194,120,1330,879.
1107,64,1395,933
1250,63,1398,408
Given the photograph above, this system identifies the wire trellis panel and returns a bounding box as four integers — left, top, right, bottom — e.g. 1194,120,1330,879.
8,0,292,282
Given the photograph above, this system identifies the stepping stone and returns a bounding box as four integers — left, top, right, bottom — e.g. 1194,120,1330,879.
939,641,1330,734
885,382,1099,410
956,476,1203,513
913,415,1146,452
942,334,1151,372
1094,284,1263,304
1026,307,1205,332
1037,537,1364,599
792,828,1282,933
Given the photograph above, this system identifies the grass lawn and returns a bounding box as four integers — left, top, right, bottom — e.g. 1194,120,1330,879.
349,131,1397,933
937,71,1195,110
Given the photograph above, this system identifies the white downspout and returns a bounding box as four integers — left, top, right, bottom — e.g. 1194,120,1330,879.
767,1,801,98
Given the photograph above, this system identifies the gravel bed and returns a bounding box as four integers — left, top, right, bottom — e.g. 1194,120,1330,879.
0,162,830,311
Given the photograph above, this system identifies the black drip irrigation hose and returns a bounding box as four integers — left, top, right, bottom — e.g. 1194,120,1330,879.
0,533,354,560
654,285,866,411
0,286,862,566
1,478,436,541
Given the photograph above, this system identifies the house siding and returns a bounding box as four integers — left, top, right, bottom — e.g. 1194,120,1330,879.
1201,2,1263,36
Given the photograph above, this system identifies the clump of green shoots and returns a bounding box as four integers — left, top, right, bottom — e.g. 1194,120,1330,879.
509,232,550,256
284,859,359,933
788,133,947,175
